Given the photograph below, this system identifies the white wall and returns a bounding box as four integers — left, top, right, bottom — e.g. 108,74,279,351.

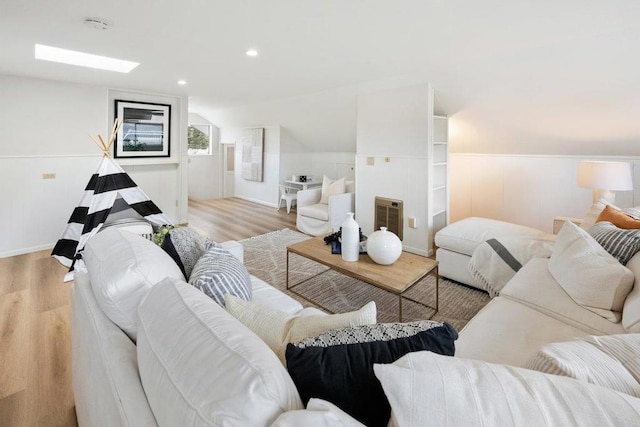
187,113,221,200
0,74,187,257
450,154,640,233
356,83,432,256
311,152,355,181
219,126,282,207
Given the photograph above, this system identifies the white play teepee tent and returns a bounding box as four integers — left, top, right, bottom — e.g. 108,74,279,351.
52,120,173,280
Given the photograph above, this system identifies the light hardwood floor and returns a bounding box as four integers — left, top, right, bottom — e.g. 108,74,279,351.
0,197,297,426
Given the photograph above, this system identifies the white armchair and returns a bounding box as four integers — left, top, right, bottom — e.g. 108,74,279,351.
296,181,355,236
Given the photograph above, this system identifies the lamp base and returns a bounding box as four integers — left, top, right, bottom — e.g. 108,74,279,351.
593,189,615,204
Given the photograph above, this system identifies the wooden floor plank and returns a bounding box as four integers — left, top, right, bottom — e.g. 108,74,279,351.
0,290,30,400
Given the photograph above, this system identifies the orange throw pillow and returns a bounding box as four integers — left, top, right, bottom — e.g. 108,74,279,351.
596,205,640,229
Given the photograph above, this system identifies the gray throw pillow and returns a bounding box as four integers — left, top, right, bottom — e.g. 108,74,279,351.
165,227,207,279
588,221,640,265
189,244,252,307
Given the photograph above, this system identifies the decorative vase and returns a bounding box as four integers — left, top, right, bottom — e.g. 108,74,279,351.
341,212,360,262
366,227,402,265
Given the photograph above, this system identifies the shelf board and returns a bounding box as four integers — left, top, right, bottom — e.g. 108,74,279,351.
433,141,448,145
433,185,447,191
433,162,447,166
433,209,447,216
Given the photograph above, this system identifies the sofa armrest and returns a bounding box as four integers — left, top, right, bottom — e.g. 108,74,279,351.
297,188,322,208
220,240,243,263
72,272,158,426
328,192,355,232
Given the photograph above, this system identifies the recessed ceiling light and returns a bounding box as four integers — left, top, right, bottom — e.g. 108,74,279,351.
246,49,258,57
177,80,187,85
34,44,139,73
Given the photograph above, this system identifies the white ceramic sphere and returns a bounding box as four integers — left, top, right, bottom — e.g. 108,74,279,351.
366,227,402,265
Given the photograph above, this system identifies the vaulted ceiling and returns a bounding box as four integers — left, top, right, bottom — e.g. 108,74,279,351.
3,0,640,154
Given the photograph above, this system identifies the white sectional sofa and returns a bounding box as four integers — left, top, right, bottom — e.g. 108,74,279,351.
72,225,640,426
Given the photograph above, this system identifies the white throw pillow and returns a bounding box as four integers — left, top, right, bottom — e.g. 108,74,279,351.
623,253,640,332
320,175,346,204
580,198,610,230
271,398,365,427
373,351,640,427
137,277,303,427
548,221,634,321
83,227,185,341
224,294,376,363
525,334,640,397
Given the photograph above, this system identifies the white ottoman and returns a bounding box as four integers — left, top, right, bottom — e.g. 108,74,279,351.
435,217,554,290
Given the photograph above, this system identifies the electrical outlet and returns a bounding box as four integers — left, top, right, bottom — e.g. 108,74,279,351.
42,172,56,179
366,157,375,166
408,217,417,228
384,157,390,163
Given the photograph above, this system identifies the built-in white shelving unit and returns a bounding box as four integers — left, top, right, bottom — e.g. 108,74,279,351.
430,115,449,238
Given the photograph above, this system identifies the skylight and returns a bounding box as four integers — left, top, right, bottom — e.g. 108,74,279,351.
34,44,139,73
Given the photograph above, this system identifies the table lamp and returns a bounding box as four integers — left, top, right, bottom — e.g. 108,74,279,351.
577,160,633,204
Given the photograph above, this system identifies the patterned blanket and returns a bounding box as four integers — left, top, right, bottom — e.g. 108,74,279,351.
468,236,555,297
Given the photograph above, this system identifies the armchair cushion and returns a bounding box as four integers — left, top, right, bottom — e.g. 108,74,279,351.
298,204,329,221
320,176,345,204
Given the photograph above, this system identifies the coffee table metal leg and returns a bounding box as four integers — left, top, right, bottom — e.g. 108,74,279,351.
286,250,289,290
435,265,439,311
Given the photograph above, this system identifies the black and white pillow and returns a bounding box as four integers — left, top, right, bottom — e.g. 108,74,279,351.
189,243,252,307
161,227,208,279
285,321,458,427
588,221,640,265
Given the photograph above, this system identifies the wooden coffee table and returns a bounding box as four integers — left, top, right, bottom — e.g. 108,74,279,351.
286,236,439,321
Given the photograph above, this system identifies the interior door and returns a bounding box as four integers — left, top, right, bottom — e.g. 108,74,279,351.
223,144,235,198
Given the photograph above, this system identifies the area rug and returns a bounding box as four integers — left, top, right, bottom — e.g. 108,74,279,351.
240,228,490,331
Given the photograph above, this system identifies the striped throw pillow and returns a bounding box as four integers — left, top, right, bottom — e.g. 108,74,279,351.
525,334,640,397
588,221,640,265
189,243,252,307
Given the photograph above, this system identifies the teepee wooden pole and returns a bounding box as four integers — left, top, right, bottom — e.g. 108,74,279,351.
106,118,121,152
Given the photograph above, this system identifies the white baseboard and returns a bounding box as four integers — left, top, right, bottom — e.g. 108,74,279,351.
235,196,278,209
402,245,430,257
1,243,55,259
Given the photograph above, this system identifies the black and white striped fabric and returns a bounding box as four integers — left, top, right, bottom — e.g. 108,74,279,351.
588,221,640,265
189,243,252,307
51,157,172,277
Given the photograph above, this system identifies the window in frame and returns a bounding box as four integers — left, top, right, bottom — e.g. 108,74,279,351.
187,124,212,155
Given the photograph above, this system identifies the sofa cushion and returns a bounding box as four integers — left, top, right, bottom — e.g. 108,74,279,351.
136,277,303,427
525,334,640,398
189,242,252,307
320,175,346,204
549,220,633,321
298,203,329,221
434,217,553,257
597,205,640,229
285,321,458,427
456,296,595,367
623,253,640,333
501,258,626,335
251,276,303,314
225,295,376,363
84,227,185,341
373,351,640,427
588,221,640,265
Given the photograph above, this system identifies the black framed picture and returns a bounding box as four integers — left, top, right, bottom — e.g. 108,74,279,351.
114,100,171,158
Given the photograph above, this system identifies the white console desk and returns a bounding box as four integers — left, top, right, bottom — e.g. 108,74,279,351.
284,180,322,190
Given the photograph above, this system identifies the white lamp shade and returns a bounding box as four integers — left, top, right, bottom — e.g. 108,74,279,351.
577,161,633,191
